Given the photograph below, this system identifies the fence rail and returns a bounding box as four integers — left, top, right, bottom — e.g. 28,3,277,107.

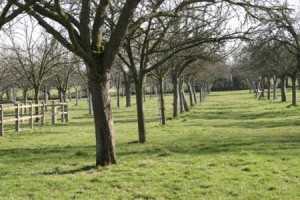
0,101,68,136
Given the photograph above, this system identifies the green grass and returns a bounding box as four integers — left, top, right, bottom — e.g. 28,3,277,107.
1,90,300,199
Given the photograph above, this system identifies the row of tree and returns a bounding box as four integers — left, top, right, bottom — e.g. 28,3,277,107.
0,0,296,166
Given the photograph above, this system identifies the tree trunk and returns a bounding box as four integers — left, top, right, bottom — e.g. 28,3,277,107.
87,87,93,115
88,67,116,166
5,89,11,101
280,75,287,102
158,78,166,125
182,91,190,112
116,85,120,108
172,71,179,117
23,89,28,114
258,78,265,100
267,77,271,100
185,80,194,107
273,78,277,100
179,79,184,113
192,82,197,104
124,74,132,107
34,86,40,122
75,90,79,106
62,90,67,102
134,78,146,143
291,75,297,106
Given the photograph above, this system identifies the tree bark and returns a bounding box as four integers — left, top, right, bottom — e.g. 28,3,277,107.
116,85,120,108
179,79,184,113
273,77,277,100
267,77,271,100
34,86,40,121
172,71,179,117
192,81,197,104
185,80,194,107
124,73,132,107
158,78,166,125
134,78,146,143
87,87,93,115
182,91,190,112
88,67,116,166
280,75,287,102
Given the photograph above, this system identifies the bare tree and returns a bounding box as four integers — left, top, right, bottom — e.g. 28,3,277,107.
3,19,68,119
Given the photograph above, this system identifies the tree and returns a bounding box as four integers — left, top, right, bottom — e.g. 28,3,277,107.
20,0,142,166
3,20,67,118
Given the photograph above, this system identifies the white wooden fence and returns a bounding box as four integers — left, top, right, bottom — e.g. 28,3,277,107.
0,101,68,136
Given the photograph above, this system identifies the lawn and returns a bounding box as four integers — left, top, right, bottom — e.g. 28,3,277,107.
0,90,300,199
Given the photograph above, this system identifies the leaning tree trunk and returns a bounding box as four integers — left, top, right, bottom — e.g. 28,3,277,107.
291,75,297,106
280,75,287,102
182,91,190,112
185,80,194,107
134,78,146,143
158,78,166,125
172,71,179,117
88,67,116,166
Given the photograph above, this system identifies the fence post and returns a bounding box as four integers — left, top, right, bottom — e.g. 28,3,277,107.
15,103,20,132
0,105,3,136
29,103,33,129
52,101,56,125
41,102,45,127
61,102,65,122
65,103,68,122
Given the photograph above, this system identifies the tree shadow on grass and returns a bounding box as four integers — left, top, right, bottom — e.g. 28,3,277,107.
42,165,96,175
118,133,300,158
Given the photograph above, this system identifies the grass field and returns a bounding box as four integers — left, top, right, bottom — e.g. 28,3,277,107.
0,90,300,199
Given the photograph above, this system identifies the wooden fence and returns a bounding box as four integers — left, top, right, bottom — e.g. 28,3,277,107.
0,101,68,136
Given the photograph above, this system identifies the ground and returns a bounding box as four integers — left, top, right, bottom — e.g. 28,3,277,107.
0,90,300,199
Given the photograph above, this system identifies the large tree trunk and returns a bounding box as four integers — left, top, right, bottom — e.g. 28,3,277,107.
124,73,132,107
291,75,297,106
158,78,166,125
88,67,116,166
280,75,287,102
134,78,146,143
172,71,179,117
